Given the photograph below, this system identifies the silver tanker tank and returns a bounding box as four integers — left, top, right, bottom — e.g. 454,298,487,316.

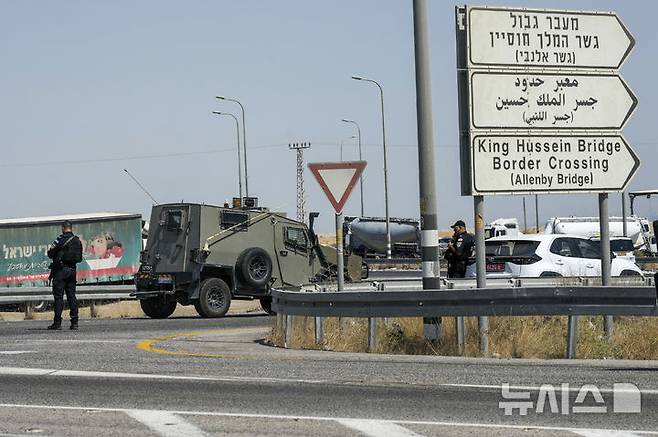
344,216,420,257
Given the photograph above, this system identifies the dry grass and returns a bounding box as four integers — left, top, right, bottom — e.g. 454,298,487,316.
270,315,658,360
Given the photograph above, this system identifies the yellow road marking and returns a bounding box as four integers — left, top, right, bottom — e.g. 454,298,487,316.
136,327,269,359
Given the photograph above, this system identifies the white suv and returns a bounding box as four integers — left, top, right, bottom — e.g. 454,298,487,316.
465,234,643,278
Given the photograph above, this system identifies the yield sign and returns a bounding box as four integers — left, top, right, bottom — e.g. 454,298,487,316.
308,161,366,214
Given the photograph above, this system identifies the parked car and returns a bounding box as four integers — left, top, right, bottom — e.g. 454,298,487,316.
590,237,636,264
465,234,643,278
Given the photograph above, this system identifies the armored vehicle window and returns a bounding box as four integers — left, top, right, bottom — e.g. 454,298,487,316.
165,210,184,231
284,227,308,252
221,211,249,231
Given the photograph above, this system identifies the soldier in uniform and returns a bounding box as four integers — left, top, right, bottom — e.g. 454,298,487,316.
47,221,83,330
444,220,474,278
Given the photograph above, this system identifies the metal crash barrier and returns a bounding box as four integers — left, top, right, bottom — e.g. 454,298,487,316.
272,276,657,359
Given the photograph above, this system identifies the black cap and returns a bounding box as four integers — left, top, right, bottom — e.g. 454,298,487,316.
451,220,466,229
62,220,73,229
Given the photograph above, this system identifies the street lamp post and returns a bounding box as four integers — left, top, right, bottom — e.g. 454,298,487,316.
212,111,243,199
352,75,391,258
341,118,365,217
339,135,356,162
216,96,249,198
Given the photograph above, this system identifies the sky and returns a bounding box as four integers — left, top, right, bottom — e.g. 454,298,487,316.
1,0,657,233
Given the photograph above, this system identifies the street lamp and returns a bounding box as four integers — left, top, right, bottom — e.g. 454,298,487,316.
212,111,243,199
216,96,249,197
351,75,391,258
341,118,364,217
339,135,356,162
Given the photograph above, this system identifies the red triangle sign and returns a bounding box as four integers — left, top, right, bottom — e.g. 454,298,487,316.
308,161,367,214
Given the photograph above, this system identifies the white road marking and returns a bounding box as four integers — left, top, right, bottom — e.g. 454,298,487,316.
0,351,35,355
337,418,423,436
0,366,332,385
127,410,207,437
571,430,644,436
0,366,657,396
0,403,656,435
15,339,131,344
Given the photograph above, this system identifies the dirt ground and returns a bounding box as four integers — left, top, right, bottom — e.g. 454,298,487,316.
0,299,263,322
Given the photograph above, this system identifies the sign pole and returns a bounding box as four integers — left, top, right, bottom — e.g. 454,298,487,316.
413,0,442,342
599,193,613,337
622,192,628,237
474,195,488,355
335,212,345,291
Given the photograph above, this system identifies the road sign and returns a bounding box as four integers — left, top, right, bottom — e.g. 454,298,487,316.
466,7,635,69
308,161,366,214
470,135,640,194
470,72,637,130
455,5,639,196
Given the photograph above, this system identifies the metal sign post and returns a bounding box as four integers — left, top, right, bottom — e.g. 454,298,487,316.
335,213,345,291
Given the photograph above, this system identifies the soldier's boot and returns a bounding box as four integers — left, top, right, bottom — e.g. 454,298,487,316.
70,314,79,330
47,319,62,331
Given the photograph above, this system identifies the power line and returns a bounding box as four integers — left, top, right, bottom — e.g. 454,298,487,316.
4,139,658,169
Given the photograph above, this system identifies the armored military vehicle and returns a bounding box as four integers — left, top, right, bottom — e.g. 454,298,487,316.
134,202,362,318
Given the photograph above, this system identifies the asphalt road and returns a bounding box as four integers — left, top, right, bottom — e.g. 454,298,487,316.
1,312,657,436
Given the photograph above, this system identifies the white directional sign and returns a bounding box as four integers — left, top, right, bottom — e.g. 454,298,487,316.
470,72,637,130
471,135,640,194
467,7,635,69
456,5,639,195
308,161,366,214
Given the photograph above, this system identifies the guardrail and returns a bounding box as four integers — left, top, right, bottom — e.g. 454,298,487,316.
0,285,136,317
272,276,657,359
0,285,135,304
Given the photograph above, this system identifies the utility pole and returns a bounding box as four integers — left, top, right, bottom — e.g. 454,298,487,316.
289,142,311,223
413,0,441,341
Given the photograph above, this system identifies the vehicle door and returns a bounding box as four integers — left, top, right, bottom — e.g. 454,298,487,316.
148,206,190,273
570,238,602,277
274,223,312,288
547,237,581,277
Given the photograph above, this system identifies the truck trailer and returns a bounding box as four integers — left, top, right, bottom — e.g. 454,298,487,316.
0,212,142,288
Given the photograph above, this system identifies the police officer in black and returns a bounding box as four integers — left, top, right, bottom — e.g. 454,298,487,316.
47,221,83,330
444,220,475,278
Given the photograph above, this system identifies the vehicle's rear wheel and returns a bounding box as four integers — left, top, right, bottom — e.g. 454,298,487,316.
33,301,50,312
236,248,272,288
195,278,231,318
140,296,177,319
259,297,275,315
539,271,562,277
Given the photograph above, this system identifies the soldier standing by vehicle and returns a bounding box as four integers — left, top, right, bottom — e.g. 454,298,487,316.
444,220,474,278
47,221,83,330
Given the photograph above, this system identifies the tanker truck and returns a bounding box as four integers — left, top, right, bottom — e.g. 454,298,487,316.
543,216,655,255
343,216,420,258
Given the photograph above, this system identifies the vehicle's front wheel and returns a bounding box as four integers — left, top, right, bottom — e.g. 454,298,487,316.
140,296,177,319
620,270,643,277
195,278,231,318
259,297,275,315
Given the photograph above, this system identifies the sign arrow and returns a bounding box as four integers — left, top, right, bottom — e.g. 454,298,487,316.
471,135,640,195
467,7,635,69
470,72,637,130
308,161,367,214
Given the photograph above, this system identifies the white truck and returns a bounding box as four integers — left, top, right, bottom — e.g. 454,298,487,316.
485,218,523,239
543,216,655,255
